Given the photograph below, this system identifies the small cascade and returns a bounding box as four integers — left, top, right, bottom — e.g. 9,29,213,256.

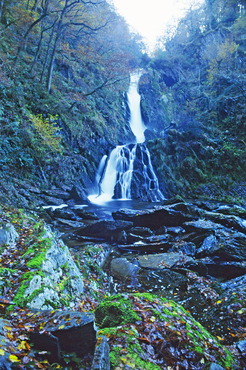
88,72,164,204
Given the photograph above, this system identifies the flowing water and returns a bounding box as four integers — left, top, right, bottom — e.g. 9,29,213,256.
88,72,164,205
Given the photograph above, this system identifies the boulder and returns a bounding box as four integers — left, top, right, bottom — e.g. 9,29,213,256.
183,219,223,234
110,258,139,282
52,208,77,220
197,231,246,261
112,206,192,230
200,259,246,279
196,235,218,257
201,211,246,234
29,310,96,360
137,252,194,269
94,293,237,369
41,195,65,206
0,224,19,247
69,185,88,202
75,220,133,242
170,242,196,256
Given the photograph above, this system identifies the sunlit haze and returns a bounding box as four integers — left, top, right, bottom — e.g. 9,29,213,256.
111,0,204,50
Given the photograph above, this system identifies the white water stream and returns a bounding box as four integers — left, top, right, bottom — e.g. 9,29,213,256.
88,72,163,204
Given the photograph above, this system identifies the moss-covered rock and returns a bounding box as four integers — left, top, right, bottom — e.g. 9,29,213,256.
0,206,84,311
95,293,238,369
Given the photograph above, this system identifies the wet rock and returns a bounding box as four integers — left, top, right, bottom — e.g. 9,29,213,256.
166,226,185,235
69,185,88,202
137,252,194,269
170,241,196,256
215,205,246,218
43,189,70,200
196,235,219,257
128,227,153,237
200,259,246,279
137,269,187,292
73,208,99,220
41,195,65,206
221,274,246,291
183,219,223,234
118,240,171,254
0,229,7,246
236,339,246,356
91,335,110,370
110,258,139,282
54,218,85,229
113,206,192,230
52,208,77,220
75,220,133,242
201,210,246,234
197,231,246,261
29,310,96,360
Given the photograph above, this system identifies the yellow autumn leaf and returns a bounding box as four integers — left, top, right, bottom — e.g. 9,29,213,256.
58,325,65,330
9,354,20,362
0,349,5,355
216,300,222,304
18,341,30,351
150,316,156,322
4,326,12,331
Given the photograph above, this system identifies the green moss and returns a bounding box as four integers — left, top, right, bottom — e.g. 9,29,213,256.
95,299,140,328
27,250,47,269
12,270,45,308
0,267,16,276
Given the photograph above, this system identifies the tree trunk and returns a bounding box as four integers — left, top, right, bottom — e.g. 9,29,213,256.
46,22,62,93
40,22,55,83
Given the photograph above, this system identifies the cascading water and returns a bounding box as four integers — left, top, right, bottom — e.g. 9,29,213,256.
88,72,164,204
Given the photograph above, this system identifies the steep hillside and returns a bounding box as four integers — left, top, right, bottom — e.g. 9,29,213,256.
140,0,246,204
0,0,142,206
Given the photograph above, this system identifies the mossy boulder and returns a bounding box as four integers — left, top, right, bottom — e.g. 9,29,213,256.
95,293,238,369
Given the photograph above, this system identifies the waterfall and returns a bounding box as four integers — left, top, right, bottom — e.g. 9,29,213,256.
88,72,164,204
127,73,146,144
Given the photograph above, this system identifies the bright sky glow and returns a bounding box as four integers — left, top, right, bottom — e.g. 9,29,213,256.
111,0,204,49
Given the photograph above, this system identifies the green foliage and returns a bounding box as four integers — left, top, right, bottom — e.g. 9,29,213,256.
30,114,63,154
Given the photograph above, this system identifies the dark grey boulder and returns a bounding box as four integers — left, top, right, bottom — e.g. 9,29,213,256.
113,206,192,230
201,211,246,234
183,219,223,234
53,207,76,220
170,242,196,256
110,258,139,282
75,220,133,242
200,259,246,280
29,310,96,360
196,235,218,257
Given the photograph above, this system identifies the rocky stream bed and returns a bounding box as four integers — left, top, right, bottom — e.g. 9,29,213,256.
0,195,245,369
